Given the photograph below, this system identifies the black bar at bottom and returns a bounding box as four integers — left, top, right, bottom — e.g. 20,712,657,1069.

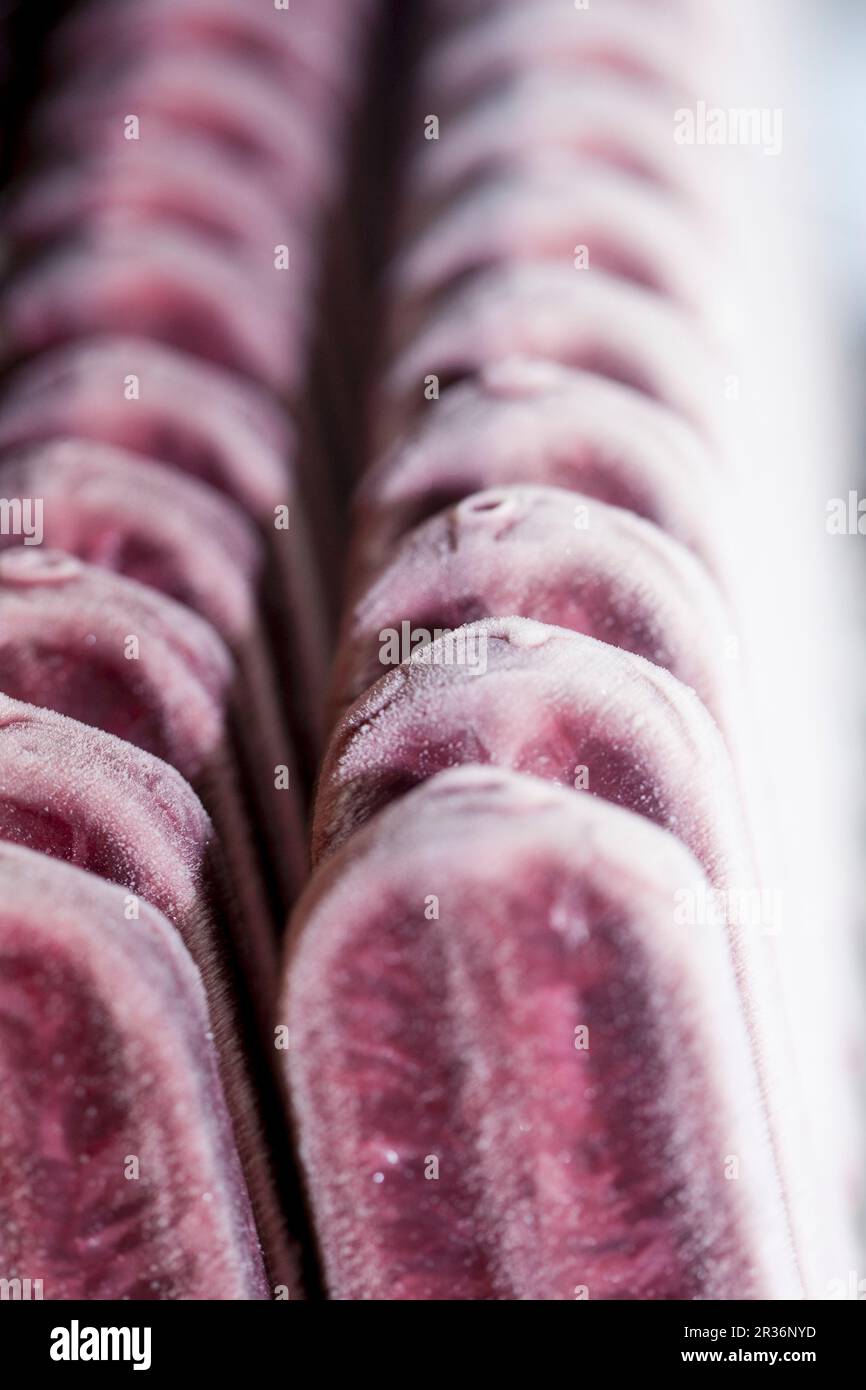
0,1295,858,1376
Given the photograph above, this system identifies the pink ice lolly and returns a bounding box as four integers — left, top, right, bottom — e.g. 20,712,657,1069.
331,484,739,739
0,549,291,996
0,338,292,520
388,165,717,345
0,227,302,392
0,337,331,751
4,141,312,276
400,73,716,236
353,359,728,589
284,767,800,1300
0,841,269,1300
31,50,337,216
417,0,707,114
0,548,232,776
50,0,366,121
0,683,283,1045
380,263,721,447
313,616,754,892
0,437,263,641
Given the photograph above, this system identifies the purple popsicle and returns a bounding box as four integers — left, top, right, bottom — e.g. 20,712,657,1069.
0,841,269,1300
352,359,728,591
331,484,739,738
283,767,799,1300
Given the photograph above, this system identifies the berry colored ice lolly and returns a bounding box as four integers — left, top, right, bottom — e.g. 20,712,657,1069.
416,0,707,117
0,227,300,392
330,484,739,742
31,51,336,218
313,616,755,891
283,767,800,1300
379,263,720,450
399,73,715,238
388,165,718,347
0,337,331,759
0,547,299,938
3,140,308,274
0,841,269,1300
352,359,727,591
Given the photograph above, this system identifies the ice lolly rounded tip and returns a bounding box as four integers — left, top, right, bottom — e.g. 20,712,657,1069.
399,72,722,238
379,262,725,452
2,140,314,280
415,0,711,117
0,226,305,393
0,438,308,884
283,766,802,1301
0,544,307,912
387,163,724,349
353,358,731,591
313,615,757,900
0,840,269,1301
331,483,744,750
30,49,338,216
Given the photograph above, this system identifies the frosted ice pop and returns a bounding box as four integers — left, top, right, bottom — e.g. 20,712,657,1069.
399,73,715,237
0,841,269,1300
380,263,721,450
416,0,707,117
331,484,739,741
313,616,754,893
31,50,336,217
0,547,303,928
0,337,331,758
4,141,308,274
388,165,718,347
284,767,800,1300
49,0,370,121
353,359,727,590
0,227,302,392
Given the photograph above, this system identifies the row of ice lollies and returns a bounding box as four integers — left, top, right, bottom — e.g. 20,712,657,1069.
0,0,859,1299
0,0,372,1300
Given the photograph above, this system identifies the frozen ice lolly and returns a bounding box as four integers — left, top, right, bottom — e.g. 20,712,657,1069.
0,338,293,519
0,437,264,637
388,165,718,347
31,50,336,217
0,227,301,392
331,484,740,742
0,338,331,758
380,263,721,450
313,616,755,894
284,767,800,1300
353,359,727,590
417,0,707,116
0,673,282,1041
0,546,302,933
400,73,715,237
0,841,269,1300
50,0,369,120
4,141,308,274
